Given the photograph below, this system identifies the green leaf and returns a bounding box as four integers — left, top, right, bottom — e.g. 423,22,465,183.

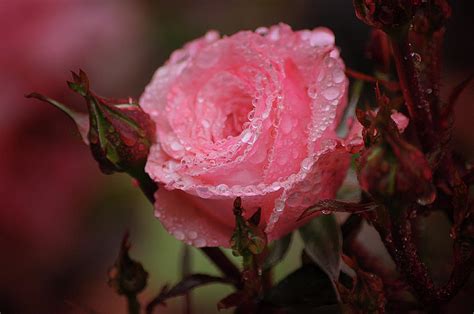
263,232,292,271
298,214,342,282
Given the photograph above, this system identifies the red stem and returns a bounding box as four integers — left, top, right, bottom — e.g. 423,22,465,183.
390,38,436,152
373,206,474,306
200,247,242,289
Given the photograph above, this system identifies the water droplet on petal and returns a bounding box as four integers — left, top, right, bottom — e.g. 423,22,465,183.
268,28,280,41
322,87,340,100
275,200,285,212
307,85,318,99
188,231,198,240
301,158,313,172
194,238,206,247
216,184,229,194
196,186,211,198
174,230,185,240
241,129,252,143
332,69,345,83
201,119,211,128
170,141,184,151
255,27,269,35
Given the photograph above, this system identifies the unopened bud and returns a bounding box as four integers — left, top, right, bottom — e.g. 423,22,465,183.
230,203,267,258
353,0,418,32
358,136,435,205
28,70,155,177
108,233,148,296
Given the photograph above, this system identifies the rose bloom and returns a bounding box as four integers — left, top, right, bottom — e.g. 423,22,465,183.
141,24,353,247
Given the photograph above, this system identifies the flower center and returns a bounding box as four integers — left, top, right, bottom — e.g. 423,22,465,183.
196,71,253,143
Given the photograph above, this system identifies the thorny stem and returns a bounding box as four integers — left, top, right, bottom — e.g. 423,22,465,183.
127,294,140,314
372,205,474,306
342,214,397,287
345,68,400,91
388,208,438,304
181,245,192,314
390,38,436,153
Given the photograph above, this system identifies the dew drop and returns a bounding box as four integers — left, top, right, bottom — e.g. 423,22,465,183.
426,88,433,94
275,200,285,212
270,182,281,191
121,134,138,147
194,238,206,247
188,231,198,240
252,98,259,107
268,28,280,41
216,184,229,194
322,87,340,100
321,209,331,215
205,30,219,42
417,190,436,206
201,119,211,128
196,186,211,198
170,141,184,151
301,158,313,172
332,69,345,83
410,52,421,64
247,110,255,121
309,30,334,47
307,85,318,99
251,118,262,129
174,230,185,241
287,193,301,207
325,57,335,68
241,129,253,143
255,27,269,35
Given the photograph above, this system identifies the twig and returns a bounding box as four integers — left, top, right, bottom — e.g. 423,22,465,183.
127,294,140,314
390,38,436,152
345,68,400,92
200,247,242,288
181,245,192,314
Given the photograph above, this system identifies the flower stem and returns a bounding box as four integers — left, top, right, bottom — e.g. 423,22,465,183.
373,205,474,306
200,247,242,288
127,294,140,314
390,38,436,153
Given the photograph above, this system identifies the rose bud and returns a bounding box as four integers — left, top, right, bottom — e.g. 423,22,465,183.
358,133,435,206
353,0,419,31
230,199,267,258
28,70,155,177
140,24,356,247
108,233,148,296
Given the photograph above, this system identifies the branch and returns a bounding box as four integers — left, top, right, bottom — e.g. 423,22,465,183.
200,247,242,288
390,38,437,153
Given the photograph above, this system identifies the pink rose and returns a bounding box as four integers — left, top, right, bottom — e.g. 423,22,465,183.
140,24,351,247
